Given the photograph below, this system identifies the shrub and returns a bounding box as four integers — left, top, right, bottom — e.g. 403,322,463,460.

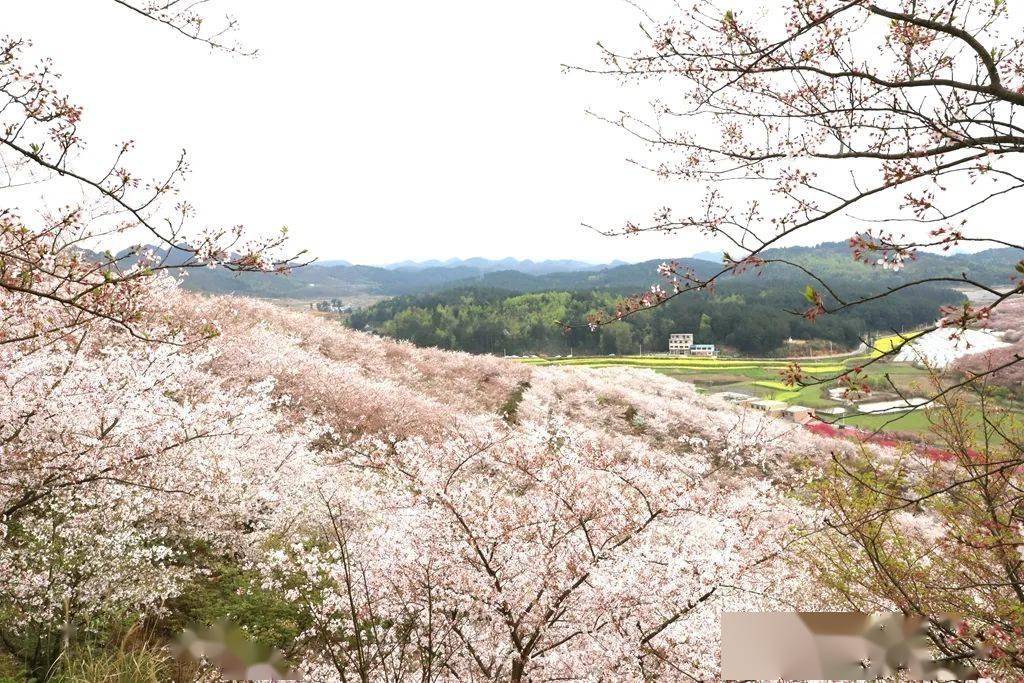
51,644,172,683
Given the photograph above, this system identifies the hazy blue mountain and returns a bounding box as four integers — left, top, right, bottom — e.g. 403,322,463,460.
690,250,723,263
380,257,611,275
384,259,448,270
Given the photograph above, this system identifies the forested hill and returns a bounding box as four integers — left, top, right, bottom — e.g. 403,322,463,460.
172,254,721,298
129,242,1021,302
347,282,958,356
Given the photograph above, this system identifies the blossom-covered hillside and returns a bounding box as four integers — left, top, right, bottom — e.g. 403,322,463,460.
14,259,1024,679
7,274,1018,680
189,293,835,680
8,270,1024,679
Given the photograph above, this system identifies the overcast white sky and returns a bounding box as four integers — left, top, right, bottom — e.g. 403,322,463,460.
5,1,716,264
7,0,960,266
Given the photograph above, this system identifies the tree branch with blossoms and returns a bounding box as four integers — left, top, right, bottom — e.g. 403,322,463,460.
111,0,257,55
0,15,305,345
571,0,1024,390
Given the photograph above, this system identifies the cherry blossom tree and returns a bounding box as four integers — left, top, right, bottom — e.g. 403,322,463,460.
0,280,326,677
0,3,309,676
267,423,810,680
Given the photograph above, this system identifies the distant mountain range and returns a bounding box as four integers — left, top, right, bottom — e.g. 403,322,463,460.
377,257,625,275
108,243,1021,303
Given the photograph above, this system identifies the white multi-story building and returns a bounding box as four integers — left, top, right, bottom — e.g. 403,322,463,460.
668,333,694,355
